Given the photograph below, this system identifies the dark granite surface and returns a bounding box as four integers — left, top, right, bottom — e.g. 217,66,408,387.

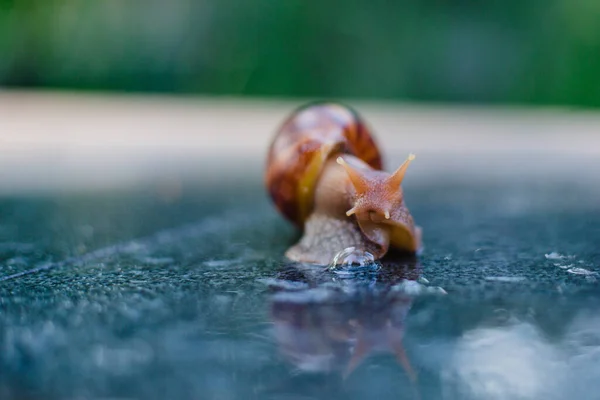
1,169,599,399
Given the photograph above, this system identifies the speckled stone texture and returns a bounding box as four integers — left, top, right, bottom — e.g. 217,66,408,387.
1,175,599,400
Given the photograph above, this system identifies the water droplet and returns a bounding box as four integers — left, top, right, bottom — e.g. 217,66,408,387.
567,267,597,276
329,247,372,267
556,264,573,269
435,287,448,295
545,252,576,260
485,276,527,283
545,252,565,260
327,247,380,273
258,278,309,291
391,280,447,296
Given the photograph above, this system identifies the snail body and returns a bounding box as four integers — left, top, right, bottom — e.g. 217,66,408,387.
266,102,421,265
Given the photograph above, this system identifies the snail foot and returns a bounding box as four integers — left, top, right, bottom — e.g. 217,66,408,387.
285,213,383,265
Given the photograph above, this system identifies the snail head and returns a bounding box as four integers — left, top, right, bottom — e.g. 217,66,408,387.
337,154,415,225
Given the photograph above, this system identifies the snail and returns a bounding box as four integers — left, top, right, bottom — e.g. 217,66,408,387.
265,102,422,265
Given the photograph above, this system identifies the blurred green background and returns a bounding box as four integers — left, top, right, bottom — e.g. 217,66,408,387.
1,0,600,107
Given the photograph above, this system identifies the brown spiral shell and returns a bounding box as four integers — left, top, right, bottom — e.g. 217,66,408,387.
265,102,383,226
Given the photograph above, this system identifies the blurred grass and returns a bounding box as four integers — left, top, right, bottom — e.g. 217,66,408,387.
1,0,600,107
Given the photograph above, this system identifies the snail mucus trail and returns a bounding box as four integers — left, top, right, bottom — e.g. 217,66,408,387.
266,102,422,265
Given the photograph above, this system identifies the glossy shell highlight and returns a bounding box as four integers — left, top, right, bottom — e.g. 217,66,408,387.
265,102,383,226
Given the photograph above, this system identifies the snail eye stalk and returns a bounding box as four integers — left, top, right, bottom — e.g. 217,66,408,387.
336,156,369,195
387,153,416,189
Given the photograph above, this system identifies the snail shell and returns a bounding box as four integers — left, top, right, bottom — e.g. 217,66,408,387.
265,102,382,226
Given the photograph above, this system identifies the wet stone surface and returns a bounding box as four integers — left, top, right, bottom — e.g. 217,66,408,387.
1,174,600,400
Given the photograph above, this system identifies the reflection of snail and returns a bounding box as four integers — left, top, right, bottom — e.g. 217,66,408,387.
269,257,420,380
265,102,422,265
